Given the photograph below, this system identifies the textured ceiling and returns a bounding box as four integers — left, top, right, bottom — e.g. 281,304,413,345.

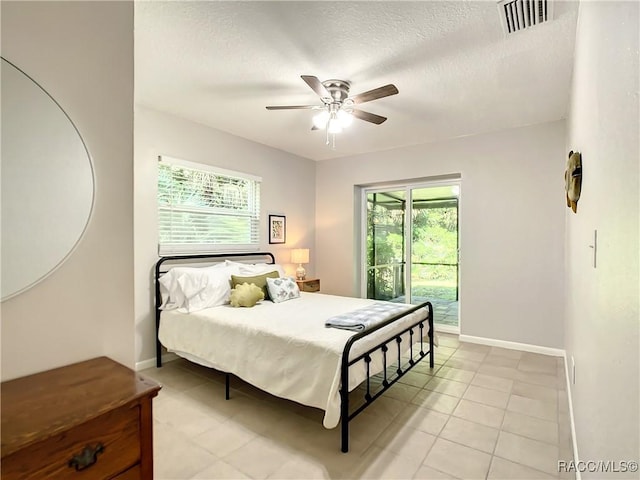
135,1,579,161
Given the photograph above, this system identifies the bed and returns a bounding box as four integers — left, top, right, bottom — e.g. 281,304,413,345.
154,252,434,452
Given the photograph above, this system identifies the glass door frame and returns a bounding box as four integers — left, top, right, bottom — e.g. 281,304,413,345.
359,178,461,330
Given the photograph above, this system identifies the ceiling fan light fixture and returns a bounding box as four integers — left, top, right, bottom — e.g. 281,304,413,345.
327,115,343,134
337,109,353,128
312,110,330,129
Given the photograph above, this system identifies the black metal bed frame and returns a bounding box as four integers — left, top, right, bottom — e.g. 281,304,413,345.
154,252,434,453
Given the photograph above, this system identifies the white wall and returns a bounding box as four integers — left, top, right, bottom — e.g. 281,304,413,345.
134,107,316,367
1,1,135,380
565,1,639,475
316,122,566,349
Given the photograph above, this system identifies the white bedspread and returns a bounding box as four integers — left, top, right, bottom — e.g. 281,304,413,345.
159,293,430,428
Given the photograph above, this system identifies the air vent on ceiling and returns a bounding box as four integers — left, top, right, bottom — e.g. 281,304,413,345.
498,0,553,34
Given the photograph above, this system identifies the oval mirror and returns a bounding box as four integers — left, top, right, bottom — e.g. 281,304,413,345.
1,58,95,300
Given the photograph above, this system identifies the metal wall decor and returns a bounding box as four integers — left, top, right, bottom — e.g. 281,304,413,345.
565,150,582,213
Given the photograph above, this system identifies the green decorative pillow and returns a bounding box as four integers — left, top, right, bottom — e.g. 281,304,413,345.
229,282,264,308
231,270,279,299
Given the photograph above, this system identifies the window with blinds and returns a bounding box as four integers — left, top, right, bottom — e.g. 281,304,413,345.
158,156,261,255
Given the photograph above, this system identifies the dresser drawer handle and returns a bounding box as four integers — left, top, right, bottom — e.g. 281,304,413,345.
68,443,105,471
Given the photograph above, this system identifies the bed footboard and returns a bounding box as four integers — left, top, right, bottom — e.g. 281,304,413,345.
339,301,434,453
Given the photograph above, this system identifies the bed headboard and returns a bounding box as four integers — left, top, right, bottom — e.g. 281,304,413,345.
155,251,275,278
154,252,275,367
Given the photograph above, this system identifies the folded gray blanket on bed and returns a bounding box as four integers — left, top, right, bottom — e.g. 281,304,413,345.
325,302,413,332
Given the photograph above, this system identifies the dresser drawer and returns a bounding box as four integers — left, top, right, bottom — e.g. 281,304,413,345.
2,404,140,480
114,463,141,479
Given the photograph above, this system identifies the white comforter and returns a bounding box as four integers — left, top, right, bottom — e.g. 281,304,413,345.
159,292,429,428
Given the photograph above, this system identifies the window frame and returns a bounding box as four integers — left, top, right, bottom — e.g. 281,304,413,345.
157,155,262,255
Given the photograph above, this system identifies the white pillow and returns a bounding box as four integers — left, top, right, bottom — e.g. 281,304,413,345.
158,263,228,311
159,268,191,310
225,260,246,268
237,262,286,278
178,265,235,312
266,276,301,303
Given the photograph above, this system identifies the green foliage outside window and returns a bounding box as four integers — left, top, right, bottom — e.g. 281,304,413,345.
158,162,260,252
367,193,458,302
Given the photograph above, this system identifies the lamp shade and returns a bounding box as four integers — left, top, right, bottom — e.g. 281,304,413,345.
291,248,309,264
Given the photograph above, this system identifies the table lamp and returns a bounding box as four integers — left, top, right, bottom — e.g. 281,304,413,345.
291,248,310,280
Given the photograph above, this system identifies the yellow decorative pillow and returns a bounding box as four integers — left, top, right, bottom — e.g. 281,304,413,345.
231,271,279,299
229,282,264,308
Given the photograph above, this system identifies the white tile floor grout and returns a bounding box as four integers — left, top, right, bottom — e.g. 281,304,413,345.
142,333,574,480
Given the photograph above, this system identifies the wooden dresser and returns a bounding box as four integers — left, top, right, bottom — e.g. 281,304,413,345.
1,357,161,479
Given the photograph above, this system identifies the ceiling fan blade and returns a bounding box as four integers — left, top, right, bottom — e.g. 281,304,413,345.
266,105,319,110
350,84,399,104
301,75,331,99
352,109,387,125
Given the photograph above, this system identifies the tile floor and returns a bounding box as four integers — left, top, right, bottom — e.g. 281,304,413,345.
142,334,574,479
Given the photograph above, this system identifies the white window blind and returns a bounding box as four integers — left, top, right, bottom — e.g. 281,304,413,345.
158,156,261,255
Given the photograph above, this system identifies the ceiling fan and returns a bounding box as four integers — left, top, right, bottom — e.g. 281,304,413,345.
266,75,398,146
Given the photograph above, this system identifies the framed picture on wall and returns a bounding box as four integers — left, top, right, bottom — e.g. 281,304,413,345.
268,215,286,244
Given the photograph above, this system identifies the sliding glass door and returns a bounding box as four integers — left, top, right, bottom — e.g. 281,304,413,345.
366,190,407,301
364,182,460,328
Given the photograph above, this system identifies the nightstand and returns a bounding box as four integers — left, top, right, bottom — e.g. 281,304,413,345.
296,278,320,292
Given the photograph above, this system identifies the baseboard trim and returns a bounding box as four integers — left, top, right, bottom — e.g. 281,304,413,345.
458,334,565,357
563,351,581,479
135,353,178,371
